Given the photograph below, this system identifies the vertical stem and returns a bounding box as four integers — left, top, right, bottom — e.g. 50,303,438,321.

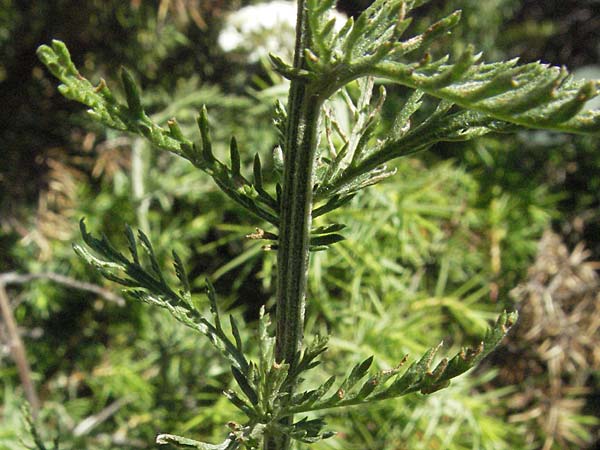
0,283,40,417
266,1,322,448
275,86,321,370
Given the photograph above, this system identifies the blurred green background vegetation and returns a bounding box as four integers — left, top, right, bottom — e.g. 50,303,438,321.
0,0,599,448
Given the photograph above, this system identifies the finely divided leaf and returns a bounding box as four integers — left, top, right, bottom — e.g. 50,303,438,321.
290,311,517,413
37,40,281,227
156,434,236,450
305,2,600,134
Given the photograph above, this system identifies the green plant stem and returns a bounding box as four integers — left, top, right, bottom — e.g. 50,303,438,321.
275,2,315,370
275,92,321,362
267,1,323,448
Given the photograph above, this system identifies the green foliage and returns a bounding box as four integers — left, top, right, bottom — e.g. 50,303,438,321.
37,40,280,231
74,219,250,376
30,1,600,449
299,155,549,448
72,217,516,448
291,311,515,413
19,404,60,450
299,0,600,134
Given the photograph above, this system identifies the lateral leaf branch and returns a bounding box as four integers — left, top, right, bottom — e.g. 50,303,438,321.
270,0,600,202
289,311,516,414
297,0,600,135
37,40,279,229
73,219,250,374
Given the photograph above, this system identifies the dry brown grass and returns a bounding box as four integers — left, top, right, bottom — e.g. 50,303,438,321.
502,231,600,449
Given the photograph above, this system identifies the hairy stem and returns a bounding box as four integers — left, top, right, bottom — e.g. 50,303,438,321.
267,0,322,448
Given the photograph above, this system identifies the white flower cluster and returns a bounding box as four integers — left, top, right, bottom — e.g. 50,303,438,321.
218,1,346,63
